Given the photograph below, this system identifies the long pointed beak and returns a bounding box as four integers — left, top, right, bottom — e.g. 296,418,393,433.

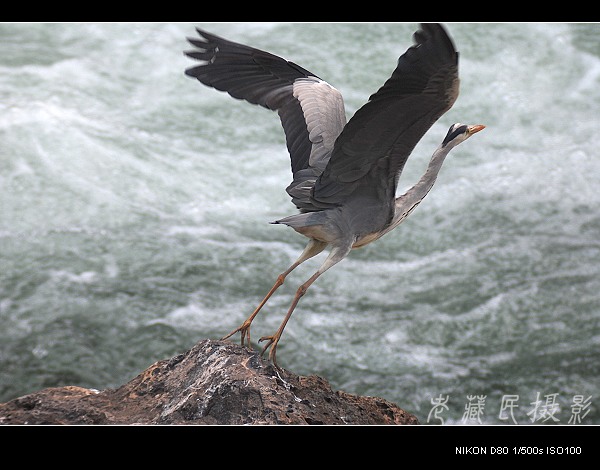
468,124,486,134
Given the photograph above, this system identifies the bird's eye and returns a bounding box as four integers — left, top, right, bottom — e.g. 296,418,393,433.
442,124,468,146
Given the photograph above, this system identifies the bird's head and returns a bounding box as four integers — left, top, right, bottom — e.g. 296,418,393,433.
442,123,485,149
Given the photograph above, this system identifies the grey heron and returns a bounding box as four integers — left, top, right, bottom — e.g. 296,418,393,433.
184,23,485,367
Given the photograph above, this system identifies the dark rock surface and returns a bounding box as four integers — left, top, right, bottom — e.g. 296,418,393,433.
0,339,419,425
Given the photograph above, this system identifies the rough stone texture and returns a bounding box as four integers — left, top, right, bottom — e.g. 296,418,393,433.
0,339,419,425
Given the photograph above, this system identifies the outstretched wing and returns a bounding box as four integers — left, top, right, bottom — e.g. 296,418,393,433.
312,23,460,209
184,28,347,210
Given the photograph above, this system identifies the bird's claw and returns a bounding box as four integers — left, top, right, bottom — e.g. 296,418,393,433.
258,335,280,368
221,322,252,348
223,327,281,367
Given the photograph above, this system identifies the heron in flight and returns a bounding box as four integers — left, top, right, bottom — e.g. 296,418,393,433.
184,23,484,367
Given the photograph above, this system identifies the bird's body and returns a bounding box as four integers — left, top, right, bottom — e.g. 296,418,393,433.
184,23,484,366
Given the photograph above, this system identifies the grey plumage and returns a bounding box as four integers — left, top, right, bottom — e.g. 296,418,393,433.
184,24,484,366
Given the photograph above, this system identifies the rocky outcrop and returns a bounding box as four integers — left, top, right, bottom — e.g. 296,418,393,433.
0,339,418,425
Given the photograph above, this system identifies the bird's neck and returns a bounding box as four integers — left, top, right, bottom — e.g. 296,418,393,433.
389,143,451,230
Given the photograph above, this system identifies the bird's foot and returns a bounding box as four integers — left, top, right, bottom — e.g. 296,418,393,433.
258,334,281,368
221,321,253,348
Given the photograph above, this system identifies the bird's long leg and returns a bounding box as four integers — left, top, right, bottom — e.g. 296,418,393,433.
221,239,327,348
259,244,352,367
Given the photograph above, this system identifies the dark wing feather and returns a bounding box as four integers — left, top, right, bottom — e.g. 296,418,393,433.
185,30,316,104
312,23,460,207
184,29,346,186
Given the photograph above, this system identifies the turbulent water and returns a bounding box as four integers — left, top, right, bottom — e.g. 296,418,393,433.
1,22,599,425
